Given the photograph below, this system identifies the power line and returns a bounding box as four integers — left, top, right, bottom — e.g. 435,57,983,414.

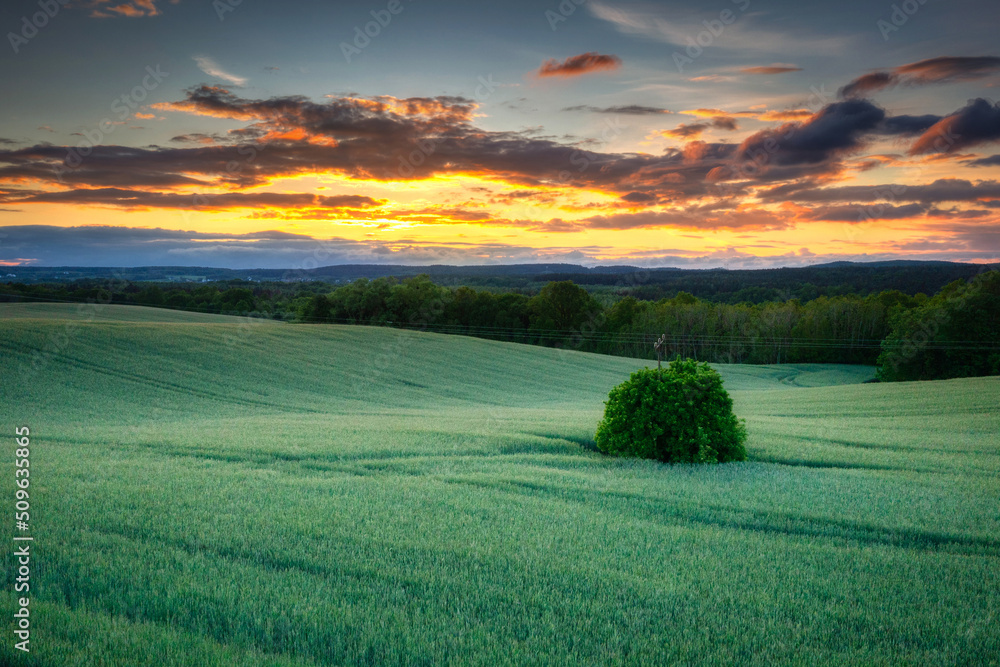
5,293,1000,352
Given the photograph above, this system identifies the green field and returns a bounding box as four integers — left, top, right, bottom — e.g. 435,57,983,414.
2,304,998,665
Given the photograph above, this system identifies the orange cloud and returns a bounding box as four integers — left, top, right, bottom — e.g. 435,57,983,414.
660,117,739,139
840,56,1000,98
87,0,170,18
681,107,813,122
536,53,622,78
739,64,802,75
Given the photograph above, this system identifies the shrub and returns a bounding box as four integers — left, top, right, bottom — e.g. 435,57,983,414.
594,358,747,464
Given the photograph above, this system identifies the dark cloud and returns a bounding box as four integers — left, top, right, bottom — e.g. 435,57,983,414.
761,178,1000,204
0,225,615,268
878,114,942,135
967,154,1000,167
5,188,383,211
713,100,886,184
891,222,1000,253
840,56,1000,98
0,88,741,204
563,104,671,115
536,53,622,78
802,203,929,222
582,208,792,231
662,116,739,139
170,133,219,144
0,88,988,224
620,191,657,203
909,98,1000,154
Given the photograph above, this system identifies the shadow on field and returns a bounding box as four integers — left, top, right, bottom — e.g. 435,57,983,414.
529,432,600,453
443,475,1000,558
746,452,922,473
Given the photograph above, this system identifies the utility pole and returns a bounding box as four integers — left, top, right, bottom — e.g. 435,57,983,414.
654,333,667,370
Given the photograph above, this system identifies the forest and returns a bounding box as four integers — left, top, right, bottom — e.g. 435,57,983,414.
3,267,999,381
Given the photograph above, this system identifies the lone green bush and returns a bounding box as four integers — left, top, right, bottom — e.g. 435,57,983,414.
595,358,747,464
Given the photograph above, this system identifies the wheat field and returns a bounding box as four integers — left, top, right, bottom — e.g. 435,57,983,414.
2,304,997,665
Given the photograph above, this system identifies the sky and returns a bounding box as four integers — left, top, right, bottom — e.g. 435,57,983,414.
1,0,1000,269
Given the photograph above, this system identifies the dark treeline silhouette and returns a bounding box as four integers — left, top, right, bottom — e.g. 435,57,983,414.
3,260,994,304
296,275,934,366
4,269,999,379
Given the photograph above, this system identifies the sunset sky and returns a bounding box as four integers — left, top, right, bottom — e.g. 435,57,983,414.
2,0,1000,268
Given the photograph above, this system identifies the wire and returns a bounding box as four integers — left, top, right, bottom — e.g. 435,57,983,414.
4,292,999,352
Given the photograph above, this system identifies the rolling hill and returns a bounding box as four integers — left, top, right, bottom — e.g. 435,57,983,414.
1,304,997,665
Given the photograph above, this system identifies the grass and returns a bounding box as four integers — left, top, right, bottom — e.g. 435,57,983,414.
1,303,998,665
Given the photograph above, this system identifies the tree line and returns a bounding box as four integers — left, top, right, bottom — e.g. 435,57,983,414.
3,270,998,380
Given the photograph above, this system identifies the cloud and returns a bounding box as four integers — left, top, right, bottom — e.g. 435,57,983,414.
909,98,1000,155
719,99,885,181
0,87,740,203
5,188,384,212
169,133,218,144
536,53,622,78
87,0,173,18
681,107,814,122
193,56,248,87
689,75,735,83
839,56,1000,98
0,224,621,268
759,178,1000,204
878,114,942,135
588,1,847,54
582,208,793,231
661,117,739,139
564,104,671,115
802,203,929,222
739,64,802,75
967,154,1000,167
2,86,991,232
620,191,657,204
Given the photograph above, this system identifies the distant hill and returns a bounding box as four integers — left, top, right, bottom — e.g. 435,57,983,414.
1,262,645,283
3,260,997,304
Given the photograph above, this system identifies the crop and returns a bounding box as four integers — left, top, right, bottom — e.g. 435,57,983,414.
1,304,997,665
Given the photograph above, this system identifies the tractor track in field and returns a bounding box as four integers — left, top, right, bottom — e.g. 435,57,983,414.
440,475,1000,558
0,339,322,414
